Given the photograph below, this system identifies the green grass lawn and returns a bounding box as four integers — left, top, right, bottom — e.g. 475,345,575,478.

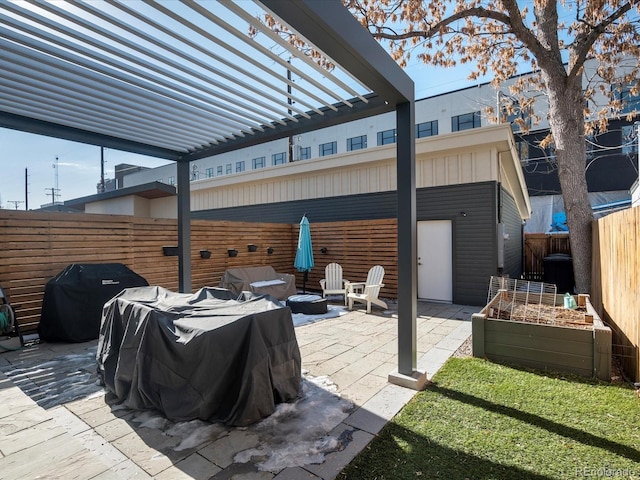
339,358,640,479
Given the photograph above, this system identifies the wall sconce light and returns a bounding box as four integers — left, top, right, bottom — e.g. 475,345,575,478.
320,247,328,254
267,247,274,255
247,244,258,252
460,211,467,217
228,249,238,257
200,250,211,259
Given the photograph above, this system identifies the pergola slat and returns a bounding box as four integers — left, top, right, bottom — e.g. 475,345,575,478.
0,0,422,384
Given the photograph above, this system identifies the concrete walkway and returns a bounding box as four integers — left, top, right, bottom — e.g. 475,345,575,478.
0,301,479,480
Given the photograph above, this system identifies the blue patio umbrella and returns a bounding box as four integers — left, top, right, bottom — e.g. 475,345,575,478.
294,215,314,293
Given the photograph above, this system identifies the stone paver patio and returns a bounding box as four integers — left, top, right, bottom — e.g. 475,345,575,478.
0,300,479,479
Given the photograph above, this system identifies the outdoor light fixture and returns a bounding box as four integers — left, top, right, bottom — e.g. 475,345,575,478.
247,244,258,252
228,249,238,257
321,247,328,254
460,211,467,217
200,250,211,259
267,247,274,255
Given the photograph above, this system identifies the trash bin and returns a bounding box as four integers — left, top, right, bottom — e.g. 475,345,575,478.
543,253,574,293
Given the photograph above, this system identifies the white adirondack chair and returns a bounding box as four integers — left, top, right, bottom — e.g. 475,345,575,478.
319,263,348,304
346,265,388,313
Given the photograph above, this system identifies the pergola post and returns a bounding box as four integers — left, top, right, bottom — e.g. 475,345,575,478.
388,101,428,390
1,0,420,315
177,160,191,293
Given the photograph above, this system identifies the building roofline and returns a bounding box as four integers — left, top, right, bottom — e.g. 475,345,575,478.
64,181,176,210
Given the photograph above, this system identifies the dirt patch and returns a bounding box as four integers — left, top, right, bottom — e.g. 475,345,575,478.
486,303,593,329
453,335,472,358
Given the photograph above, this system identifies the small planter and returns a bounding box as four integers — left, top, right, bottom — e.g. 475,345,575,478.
162,246,179,256
200,250,211,259
472,293,611,381
228,249,238,257
247,244,258,252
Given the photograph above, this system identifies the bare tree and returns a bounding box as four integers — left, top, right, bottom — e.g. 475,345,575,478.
341,0,640,293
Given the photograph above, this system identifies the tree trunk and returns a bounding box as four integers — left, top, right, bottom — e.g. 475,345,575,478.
543,74,594,293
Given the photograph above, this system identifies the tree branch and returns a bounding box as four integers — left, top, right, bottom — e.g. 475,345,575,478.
505,2,543,49
371,6,511,40
369,1,551,74
568,2,634,80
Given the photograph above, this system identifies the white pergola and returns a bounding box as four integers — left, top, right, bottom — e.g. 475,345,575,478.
0,0,423,387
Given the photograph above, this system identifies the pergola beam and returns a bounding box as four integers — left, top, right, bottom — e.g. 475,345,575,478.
260,0,414,106
183,94,391,161
0,111,182,160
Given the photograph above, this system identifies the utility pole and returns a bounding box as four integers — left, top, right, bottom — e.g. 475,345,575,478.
46,156,61,205
7,200,24,210
24,168,28,210
99,147,106,193
287,59,293,162
55,156,59,200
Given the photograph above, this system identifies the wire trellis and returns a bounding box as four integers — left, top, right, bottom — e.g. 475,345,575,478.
486,276,557,324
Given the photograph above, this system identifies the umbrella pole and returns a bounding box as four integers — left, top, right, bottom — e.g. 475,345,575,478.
303,271,308,294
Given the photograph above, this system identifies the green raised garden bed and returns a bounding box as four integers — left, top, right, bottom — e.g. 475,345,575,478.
472,293,611,380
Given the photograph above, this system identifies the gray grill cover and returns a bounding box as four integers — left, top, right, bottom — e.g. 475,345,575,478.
96,286,301,426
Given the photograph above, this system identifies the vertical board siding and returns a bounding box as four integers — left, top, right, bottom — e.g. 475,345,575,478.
501,187,523,279
1,182,509,333
592,206,640,381
523,233,571,281
191,191,399,224
194,181,503,306
192,142,502,212
417,182,498,305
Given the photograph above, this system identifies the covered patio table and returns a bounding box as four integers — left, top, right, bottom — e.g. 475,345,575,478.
97,286,301,426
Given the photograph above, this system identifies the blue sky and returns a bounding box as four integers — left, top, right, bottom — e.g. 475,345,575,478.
0,129,173,209
0,60,492,210
0,0,592,210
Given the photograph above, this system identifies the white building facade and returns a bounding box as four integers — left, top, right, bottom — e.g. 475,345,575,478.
124,58,638,201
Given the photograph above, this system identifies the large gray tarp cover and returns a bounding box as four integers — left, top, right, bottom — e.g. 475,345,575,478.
96,286,301,426
220,266,297,300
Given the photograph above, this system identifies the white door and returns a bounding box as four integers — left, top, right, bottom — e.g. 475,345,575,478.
417,220,453,302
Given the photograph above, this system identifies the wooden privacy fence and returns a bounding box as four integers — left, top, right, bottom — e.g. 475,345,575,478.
296,218,398,298
523,233,571,281
0,211,398,333
591,205,640,382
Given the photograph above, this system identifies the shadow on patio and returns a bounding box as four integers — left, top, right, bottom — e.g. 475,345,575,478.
0,300,478,479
